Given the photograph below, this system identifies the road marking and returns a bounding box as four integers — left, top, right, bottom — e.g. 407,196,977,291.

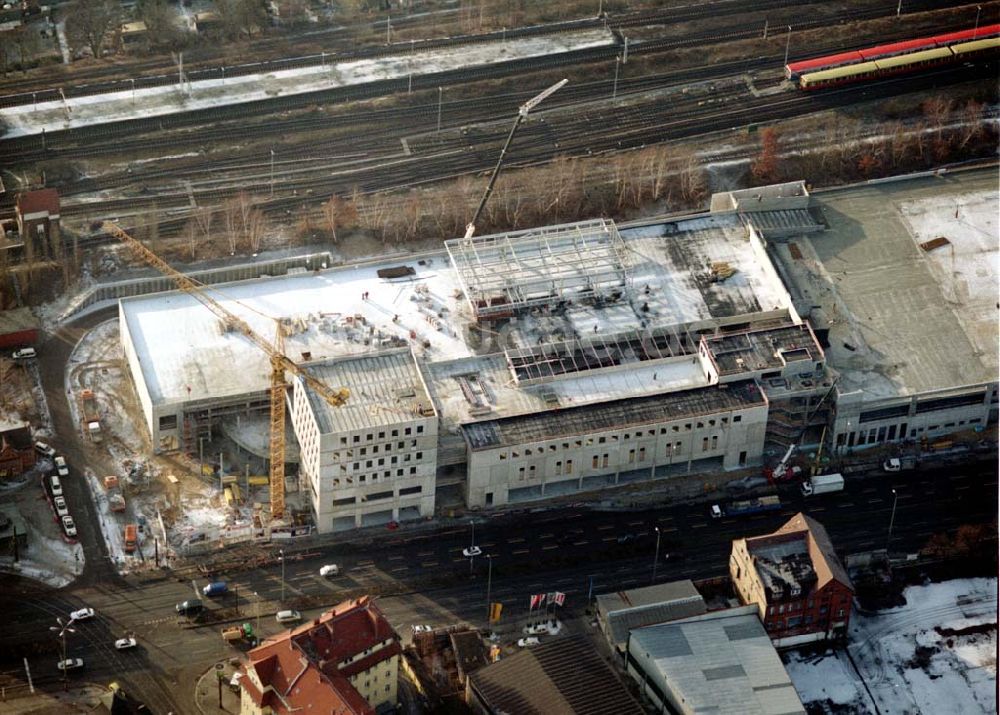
810,506,825,512
481,542,495,548
541,544,558,551
840,502,855,507
452,557,466,564
955,485,970,491
572,540,589,546
627,520,644,526
540,533,554,539
508,537,525,544
417,550,435,557
867,499,883,505
387,554,404,561
421,561,438,568
390,566,408,574
658,526,678,533
691,522,707,529
597,524,613,531
512,549,529,555
658,515,674,522
601,535,616,542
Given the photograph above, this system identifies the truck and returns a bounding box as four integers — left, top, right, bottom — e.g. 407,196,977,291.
712,495,782,518
123,523,137,553
221,623,254,643
883,456,917,472
801,473,845,497
103,475,125,512
80,390,102,441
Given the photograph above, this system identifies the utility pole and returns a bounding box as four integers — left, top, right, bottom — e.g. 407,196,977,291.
974,5,982,36
622,36,629,64
485,555,494,627
254,592,261,635
269,149,275,198
437,87,443,133
612,55,620,101
886,489,898,554
763,18,768,39
784,26,792,67
652,527,661,584
386,14,391,44
896,0,902,17
279,549,285,602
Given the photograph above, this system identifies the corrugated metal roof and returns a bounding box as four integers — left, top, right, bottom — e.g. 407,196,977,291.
469,635,644,715
629,608,805,715
302,349,434,434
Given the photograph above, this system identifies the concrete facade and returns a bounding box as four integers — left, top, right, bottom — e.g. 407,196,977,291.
290,350,437,531
463,382,769,508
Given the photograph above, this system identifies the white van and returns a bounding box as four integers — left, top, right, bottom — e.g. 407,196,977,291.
275,610,301,624
12,347,37,360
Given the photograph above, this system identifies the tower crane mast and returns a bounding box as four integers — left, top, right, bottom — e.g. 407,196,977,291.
104,222,349,521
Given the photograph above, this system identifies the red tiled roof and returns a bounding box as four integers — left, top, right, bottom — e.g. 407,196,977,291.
15,189,60,216
243,597,398,715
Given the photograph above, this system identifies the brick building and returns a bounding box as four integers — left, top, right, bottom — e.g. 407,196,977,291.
14,189,61,260
729,513,854,647
0,422,36,480
238,596,401,715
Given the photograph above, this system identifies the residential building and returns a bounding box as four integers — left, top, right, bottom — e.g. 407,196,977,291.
730,513,854,647
239,596,400,715
625,605,805,715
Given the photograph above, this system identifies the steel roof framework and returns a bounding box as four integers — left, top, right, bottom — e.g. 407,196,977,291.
445,219,630,320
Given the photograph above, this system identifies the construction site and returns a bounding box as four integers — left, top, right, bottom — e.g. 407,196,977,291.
48,168,993,565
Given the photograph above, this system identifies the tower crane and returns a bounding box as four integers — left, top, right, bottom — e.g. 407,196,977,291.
463,79,568,240
104,222,349,522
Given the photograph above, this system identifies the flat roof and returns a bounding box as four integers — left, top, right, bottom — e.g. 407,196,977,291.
630,606,805,715
122,214,788,410
596,580,707,649
462,380,765,451
427,354,708,430
301,350,433,434
704,323,823,376
774,169,998,400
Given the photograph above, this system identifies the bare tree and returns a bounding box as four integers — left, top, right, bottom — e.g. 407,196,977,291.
138,0,182,47
246,208,267,254
65,0,121,59
958,99,985,149
214,0,267,40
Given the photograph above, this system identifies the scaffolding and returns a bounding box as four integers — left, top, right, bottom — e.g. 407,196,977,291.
445,219,630,321
505,326,699,385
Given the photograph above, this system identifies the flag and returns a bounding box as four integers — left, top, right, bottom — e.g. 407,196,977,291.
546,592,558,605
529,593,545,610
490,602,503,623
554,592,566,607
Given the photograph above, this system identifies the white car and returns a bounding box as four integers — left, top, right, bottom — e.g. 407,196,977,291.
319,564,340,577
50,476,63,497
462,546,482,558
35,441,56,458
114,636,137,650
70,607,95,621
710,504,723,519
62,515,77,537
411,624,432,634
13,347,37,361
54,456,69,477
54,496,69,517
516,637,540,648
275,610,301,625
56,658,84,671
523,623,549,636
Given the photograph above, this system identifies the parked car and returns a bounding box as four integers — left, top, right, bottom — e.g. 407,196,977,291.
319,564,340,577
114,636,137,650
411,625,433,634
710,504,723,519
56,658,84,671
54,496,69,517
35,441,56,458
462,546,482,558
62,515,77,537
54,456,69,477
13,347,37,361
616,533,636,544
175,599,203,615
275,610,301,625
70,607,95,621
202,581,228,597
50,475,63,497
516,637,540,648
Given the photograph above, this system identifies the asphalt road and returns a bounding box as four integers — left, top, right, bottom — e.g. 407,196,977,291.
1,452,995,713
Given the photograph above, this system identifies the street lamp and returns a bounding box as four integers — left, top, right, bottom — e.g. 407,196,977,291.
974,5,982,37
612,55,620,101
652,527,661,584
50,617,76,691
783,25,792,67
485,554,494,628
886,489,898,553
253,591,261,635
436,86,443,134
279,549,285,603
468,520,477,574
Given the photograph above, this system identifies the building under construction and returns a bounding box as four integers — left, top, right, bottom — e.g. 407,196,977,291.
118,172,998,530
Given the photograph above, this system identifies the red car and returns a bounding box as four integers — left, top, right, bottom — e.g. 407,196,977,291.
386,521,399,531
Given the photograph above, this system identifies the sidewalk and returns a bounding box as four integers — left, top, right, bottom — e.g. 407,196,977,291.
194,659,243,715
